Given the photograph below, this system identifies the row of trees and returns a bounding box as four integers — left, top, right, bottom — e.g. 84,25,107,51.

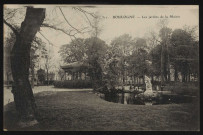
150,27,199,83
59,26,199,90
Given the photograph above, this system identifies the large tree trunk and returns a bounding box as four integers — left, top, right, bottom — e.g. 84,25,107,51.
30,60,35,88
46,69,49,85
174,65,178,81
10,7,45,123
160,44,165,88
182,73,186,82
90,59,103,90
167,44,170,82
30,49,36,88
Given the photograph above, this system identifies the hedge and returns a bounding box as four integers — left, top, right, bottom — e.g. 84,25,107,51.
54,80,92,88
44,80,54,85
163,82,199,96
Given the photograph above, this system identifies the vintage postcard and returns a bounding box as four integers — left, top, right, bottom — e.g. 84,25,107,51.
3,5,199,131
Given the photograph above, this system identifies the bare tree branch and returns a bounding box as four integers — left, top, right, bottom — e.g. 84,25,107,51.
72,7,96,18
72,7,98,30
3,19,19,36
38,31,58,47
59,7,82,34
5,9,18,21
70,26,91,36
41,23,89,45
33,38,42,46
41,7,94,45
83,12,94,27
41,23,79,37
148,37,161,44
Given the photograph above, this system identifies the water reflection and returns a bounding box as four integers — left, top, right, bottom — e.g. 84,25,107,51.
100,92,145,105
99,92,196,105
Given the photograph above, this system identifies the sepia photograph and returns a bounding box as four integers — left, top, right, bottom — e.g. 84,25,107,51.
3,5,199,131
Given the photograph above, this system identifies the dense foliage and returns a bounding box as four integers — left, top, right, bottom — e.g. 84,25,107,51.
59,27,199,91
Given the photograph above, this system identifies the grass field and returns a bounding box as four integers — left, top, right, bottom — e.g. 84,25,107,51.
3,90,200,131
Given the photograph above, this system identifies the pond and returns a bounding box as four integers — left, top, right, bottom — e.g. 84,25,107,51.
98,92,197,105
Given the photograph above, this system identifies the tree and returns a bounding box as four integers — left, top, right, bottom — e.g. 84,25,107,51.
129,48,149,87
43,50,54,85
159,27,172,84
151,19,172,86
133,38,148,51
58,11,106,90
58,69,65,81
30,37,46,87
148,27,199,83
37,68,46,84
85,37,108,90
59,38,87,63
47,72,55,83
59,36,108,90
149,45,162,77
109,34,135,87
4,7,46,123
170,28,199,82
103,57,120,89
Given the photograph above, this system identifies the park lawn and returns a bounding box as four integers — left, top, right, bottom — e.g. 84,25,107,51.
3,91,199,131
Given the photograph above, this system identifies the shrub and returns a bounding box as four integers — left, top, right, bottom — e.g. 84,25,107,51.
54,80,92,88
163,82,199,96
44,80,54,85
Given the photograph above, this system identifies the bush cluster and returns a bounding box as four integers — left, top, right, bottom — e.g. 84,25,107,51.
53,80,92,88
44,80,55,85
163,82,199,96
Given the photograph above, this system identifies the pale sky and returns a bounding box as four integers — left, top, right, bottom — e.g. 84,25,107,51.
36,5,199,44
4,5,199,70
